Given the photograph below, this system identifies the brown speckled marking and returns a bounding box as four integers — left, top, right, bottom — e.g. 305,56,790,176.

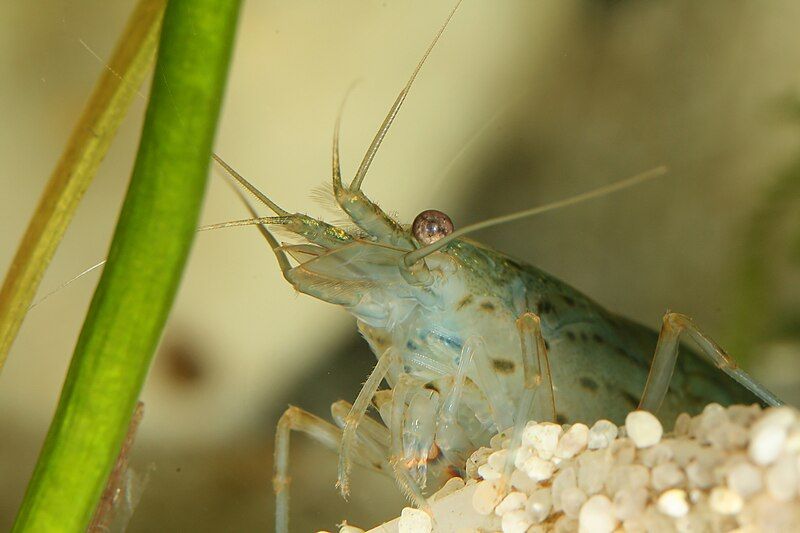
537,299,554,314
424,382,440,393
456,295,473,310
479,300,496,312
492,358,515,373
579,376,599,391
372,335,390,349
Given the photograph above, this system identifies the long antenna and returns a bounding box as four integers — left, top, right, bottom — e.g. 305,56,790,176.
349,0,464,192
211,153,289,216
404,166,668,266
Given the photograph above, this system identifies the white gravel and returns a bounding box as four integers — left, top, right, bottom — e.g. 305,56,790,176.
360,404,800,533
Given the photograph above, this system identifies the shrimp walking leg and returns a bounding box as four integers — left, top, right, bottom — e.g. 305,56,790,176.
273,406,341,533
334,384,431,511
638,312,783,413
501,313,556,489
274,405,391,533
338,348,397,497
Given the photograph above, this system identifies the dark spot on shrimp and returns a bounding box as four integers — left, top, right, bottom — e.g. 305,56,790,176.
424,382,440,393
407,340,419,351
456,295,473,310
372,335,390,349
592,333,604,344
579,376,599,391
492,358,515,373
563,295,575,307
480,301,496,312
613,345,648,369
556,413,568,424
537,299,554,314
621,390,640,408
565,331,576,341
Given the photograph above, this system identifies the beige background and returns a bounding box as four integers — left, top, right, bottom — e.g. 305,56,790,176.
1,1,799,530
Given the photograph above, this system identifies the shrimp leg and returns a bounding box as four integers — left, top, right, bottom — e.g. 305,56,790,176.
273,405,391,533
638,312,783,413
338,348,397,498
501,313,555,491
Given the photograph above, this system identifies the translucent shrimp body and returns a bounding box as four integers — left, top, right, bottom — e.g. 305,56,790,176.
207,3,779,530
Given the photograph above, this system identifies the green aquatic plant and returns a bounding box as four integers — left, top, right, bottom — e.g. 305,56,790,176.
11,0,242,530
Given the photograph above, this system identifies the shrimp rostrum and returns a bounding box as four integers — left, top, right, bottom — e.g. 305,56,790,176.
207,3,781,531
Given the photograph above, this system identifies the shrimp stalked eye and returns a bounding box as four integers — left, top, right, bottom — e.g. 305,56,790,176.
412,209,454,245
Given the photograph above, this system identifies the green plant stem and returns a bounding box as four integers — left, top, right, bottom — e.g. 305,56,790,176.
0,0,164,372
12,0,241,530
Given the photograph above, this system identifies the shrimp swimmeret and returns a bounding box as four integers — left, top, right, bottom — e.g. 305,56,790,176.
205,3,782,531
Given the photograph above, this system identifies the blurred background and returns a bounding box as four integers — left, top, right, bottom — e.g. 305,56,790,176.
1,1,799,530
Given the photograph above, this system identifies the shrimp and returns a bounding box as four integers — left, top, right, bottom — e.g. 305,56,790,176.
207,2,782,531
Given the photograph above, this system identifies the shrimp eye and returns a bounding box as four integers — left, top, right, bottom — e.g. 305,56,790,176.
412,209,454,245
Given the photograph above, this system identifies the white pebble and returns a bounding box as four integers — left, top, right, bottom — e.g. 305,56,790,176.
708,486,743,515
749,423,787,466
495,491,527,516
552,467,577,511
651,462,686,491
477,463,501,481
578,449,611,495
656,489,690,517
339,525,365,533
625,411,663,448
509,468,538,492
727,403,762,426
398,508,432,533
521,455,555,482
726,460,763,498
766,455,798,501
561,486,588,518
588,419,618,449
523,422,563,460
759,406,796,429
527,488,552,523
578,494,617,533
466,447,493,479
472,480,503,515
488,449,509,470
554,515,578,533
785,428,800,453
673,412,691,436
613,488,648,521
501,509,533,533
605,464,649,495
556,423,589,459
431,476,465,501
639,442,674,468
707,422,749,450
513,445,533,469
